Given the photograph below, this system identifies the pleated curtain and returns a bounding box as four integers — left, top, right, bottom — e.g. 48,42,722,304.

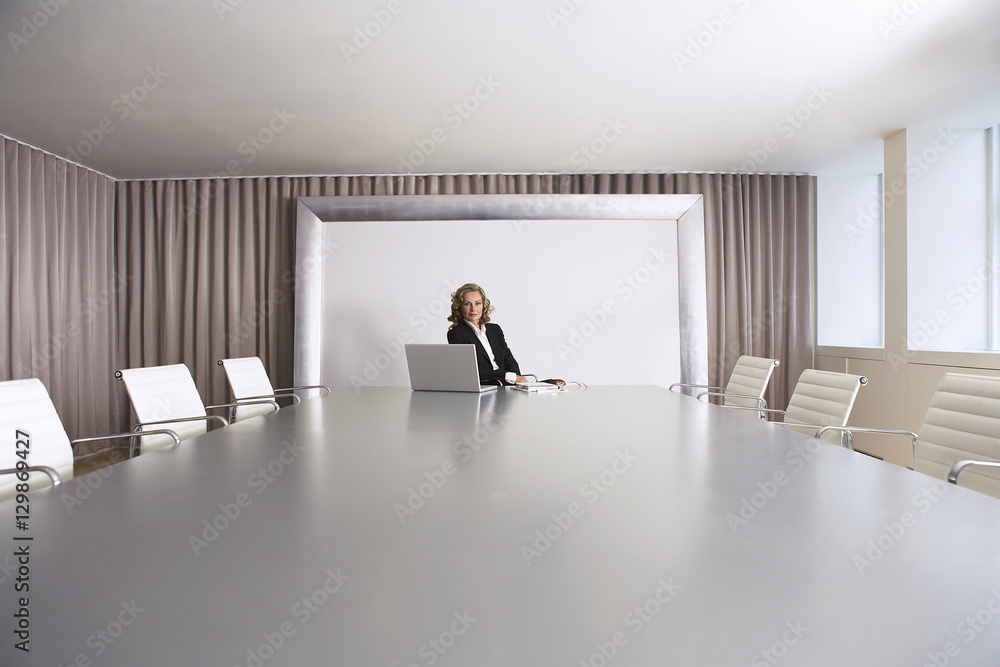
0,138,118,443
2,140,815,444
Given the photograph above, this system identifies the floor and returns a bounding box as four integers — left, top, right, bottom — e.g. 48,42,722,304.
74,447,131,477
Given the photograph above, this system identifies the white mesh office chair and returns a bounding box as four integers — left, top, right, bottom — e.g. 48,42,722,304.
725,369,867,445
670,355,780,413
818,373,1000,499
0,378,179,502
117,364,277,455
218,357,330,423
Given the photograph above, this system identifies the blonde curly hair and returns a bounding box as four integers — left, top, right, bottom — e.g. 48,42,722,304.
448,283,493,329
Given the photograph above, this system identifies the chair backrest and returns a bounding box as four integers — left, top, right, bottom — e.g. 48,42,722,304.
218,357,277,422
0,379,74,502
117,364,208,454
914,373,1000,498
784,369,867,443
722,355,780,408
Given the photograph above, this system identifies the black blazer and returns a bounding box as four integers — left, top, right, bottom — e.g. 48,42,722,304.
447,322,521,385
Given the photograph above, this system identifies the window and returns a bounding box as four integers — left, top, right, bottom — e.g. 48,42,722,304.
817,173,884,347
907,126,997,353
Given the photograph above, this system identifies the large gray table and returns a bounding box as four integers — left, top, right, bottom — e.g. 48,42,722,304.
3,386,1000,665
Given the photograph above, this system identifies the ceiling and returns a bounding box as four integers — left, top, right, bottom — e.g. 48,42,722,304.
0,0,998,180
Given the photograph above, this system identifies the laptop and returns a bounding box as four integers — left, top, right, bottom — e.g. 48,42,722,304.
404,344,499,392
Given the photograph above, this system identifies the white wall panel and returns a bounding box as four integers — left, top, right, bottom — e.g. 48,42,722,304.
817,174,883,347
320,219,680,389
907,129,989,352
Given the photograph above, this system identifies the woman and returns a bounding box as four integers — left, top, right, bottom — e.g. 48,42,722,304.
447,283,529,385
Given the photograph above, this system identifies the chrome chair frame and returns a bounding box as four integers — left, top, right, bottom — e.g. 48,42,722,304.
0,466,63,487
697,391,767,407
819,373,1000,496
74,430,183,460
722,406,857,447
116,366,278,455
820,427,1000,491
949,460,1000,485
217,358,330,423
721,371,868,447
815,426,917,452
670,357,779,403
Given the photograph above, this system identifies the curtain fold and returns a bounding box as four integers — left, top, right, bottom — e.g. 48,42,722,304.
0,138,118,445
116,172,813,418
560,171,814,409
3,150,814,443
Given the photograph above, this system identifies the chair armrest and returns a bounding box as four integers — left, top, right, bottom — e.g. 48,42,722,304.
948,460,1000,485
206,400,279,413
669,383,724,393
234,393,300,406
814,426,917,451
775,421,854,448
132,415,229,432
0,465,62,486
696,391,767,409
274,384,331,397
719,406,787,419
71,429,182,456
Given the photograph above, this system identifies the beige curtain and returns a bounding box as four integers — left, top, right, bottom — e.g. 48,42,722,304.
3,151,813,443
558,172,814,409
0,138,119,443
117,173,813,418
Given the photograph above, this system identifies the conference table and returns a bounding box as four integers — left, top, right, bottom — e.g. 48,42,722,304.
3,386,1000,666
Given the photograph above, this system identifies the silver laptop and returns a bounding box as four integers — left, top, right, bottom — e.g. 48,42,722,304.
404,344,498,392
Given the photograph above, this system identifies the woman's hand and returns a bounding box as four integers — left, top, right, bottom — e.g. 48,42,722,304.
515,375,529,383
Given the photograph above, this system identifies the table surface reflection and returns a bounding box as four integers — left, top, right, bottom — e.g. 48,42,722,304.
2,386,1000,666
